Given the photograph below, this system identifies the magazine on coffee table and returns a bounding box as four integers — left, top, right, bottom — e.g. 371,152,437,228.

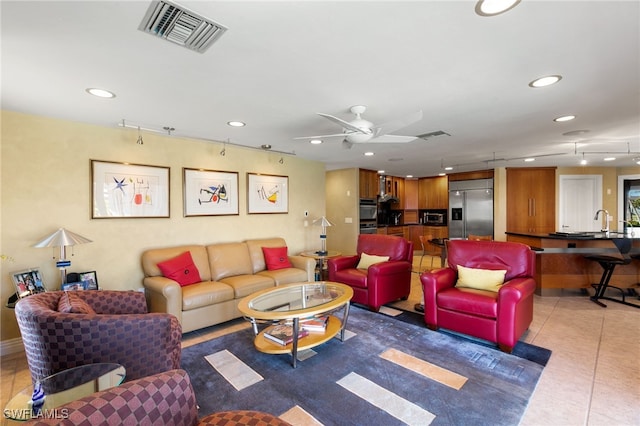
264,324,309,345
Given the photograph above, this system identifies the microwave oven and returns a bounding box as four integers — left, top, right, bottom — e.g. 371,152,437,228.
422,211,446,226
359,199,377,221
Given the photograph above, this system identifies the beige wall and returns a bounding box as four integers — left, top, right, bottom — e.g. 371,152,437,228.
325,168,359,255
0,111,326,342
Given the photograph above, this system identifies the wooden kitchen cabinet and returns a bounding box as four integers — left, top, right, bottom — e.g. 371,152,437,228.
389,177,405,210
359,169,379,199
418,176,448,209
404,179,419,209
506,167,556,233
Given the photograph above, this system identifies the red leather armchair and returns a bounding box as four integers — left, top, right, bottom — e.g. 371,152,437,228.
420,240,536,353
328,234,413,312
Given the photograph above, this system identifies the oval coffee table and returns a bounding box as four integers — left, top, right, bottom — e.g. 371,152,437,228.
237,281,353,368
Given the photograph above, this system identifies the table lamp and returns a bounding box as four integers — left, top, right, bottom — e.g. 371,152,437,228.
313,216,332,255
33,228,92,285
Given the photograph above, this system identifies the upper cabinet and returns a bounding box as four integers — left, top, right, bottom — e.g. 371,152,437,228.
359,169,379,199
418,176,448,209
388,176,405,210
404,179,419,210
506,167,556,233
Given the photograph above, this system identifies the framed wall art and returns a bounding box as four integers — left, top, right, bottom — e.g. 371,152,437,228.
247,173,288,214
91,160,170,218
11,268,46,298
183,168,239,216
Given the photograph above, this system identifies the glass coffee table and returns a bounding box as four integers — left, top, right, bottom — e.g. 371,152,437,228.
237,281,353,368
4,363,125,421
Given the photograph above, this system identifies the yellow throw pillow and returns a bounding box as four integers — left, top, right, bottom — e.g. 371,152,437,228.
357,253,390,270
455,265,507,292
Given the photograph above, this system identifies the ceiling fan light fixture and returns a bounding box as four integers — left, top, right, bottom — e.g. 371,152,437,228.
475,0,521,16
529,75,562,88
554,115,576,122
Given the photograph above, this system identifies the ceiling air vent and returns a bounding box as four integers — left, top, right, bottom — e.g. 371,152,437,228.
138,0,227,53
417,130,451,140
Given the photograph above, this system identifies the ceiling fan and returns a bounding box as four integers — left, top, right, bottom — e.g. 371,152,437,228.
295,105,423,147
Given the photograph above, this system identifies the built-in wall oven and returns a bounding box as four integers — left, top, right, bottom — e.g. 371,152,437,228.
359,198,378,234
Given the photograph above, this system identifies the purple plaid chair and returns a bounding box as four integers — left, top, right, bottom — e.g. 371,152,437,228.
15,290,182,384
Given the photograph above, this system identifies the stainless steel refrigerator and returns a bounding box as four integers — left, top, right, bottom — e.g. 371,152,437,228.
449,179,494,239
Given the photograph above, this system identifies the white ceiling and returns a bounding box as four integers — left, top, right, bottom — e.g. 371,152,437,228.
2,0,639,177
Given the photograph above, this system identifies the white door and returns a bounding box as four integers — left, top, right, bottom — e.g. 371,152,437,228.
559,175,603,232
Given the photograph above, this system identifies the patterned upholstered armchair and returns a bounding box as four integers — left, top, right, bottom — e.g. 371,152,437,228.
25,369,292,426
15,290,181,384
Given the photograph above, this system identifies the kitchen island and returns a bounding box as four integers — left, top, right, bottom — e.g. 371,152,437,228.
506,231,640,296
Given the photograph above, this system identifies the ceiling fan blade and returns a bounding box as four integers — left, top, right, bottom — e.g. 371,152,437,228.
375,110,423,136
293,133,351,140
317,113,368,134
367,134,418,144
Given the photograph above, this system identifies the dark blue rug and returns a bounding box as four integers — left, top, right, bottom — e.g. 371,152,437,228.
181,306,548,425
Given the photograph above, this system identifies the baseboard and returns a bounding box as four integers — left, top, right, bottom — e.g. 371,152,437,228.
0,337,24,357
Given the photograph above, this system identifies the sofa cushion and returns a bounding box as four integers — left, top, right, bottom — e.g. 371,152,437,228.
57,291,96,314
332,269,368,289
181,281,235,312
220,274,275,298
262,246,293,270
207,243,254,281
157,251,202,286
356,253,390,270
437,287,498,318
455,265,506,292
257,268,308,286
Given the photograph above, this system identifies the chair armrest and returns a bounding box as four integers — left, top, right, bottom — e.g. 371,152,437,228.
328,255,359,271
24,369,198,426
143,276,183,323
368,260,411,277
498,277,536,306
420,268,457,326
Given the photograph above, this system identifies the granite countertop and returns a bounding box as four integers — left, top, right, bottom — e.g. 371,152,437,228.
506,231,638,240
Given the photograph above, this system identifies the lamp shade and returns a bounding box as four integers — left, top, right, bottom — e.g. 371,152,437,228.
33,228,92,248
313,217,333,227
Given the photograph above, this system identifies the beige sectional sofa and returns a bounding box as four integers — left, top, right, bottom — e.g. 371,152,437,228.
141,237,315,333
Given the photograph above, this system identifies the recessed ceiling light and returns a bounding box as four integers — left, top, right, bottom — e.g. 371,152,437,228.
364,152,374,156
529,75,562,88
377,170,385,174
309,139,323,145
406,175,413,178
438,173,447,176
444,166,453,171
475,0,521,16
554,115,576,122
227,121,246,127
86,88,115,98
524,158,535,162
604,157,616,161
563,129,590,136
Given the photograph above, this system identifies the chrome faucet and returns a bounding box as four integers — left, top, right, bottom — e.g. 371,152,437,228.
594,209,610,234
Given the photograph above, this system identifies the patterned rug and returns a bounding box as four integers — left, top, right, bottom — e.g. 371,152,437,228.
181,306,549,425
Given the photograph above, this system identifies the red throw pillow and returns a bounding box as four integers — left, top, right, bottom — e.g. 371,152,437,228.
157,251,202,286
57,291,97,314
262,246,293,271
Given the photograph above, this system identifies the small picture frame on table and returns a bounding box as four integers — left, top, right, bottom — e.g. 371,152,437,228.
11,268,46,298
64,271,98,291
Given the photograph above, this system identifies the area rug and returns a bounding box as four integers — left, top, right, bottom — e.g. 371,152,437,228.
181,306,548,425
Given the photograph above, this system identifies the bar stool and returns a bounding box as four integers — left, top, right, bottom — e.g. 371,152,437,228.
584,238,639,308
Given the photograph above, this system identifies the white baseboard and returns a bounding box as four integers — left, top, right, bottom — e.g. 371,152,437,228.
0,337,24,357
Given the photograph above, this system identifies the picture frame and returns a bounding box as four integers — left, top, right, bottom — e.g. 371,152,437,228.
247,173,289,214
11,268,46,298
91,160,170,218
183,168,239,216
79,271,99,290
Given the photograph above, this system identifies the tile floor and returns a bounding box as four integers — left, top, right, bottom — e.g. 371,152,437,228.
1,255,639,425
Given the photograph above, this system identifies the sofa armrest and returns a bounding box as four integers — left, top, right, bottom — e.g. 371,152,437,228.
143,276,183,324
288,255,316,281
24,369,198,426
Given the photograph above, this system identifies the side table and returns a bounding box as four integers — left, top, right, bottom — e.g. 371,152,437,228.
301,251,341,281
4,363,125,421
